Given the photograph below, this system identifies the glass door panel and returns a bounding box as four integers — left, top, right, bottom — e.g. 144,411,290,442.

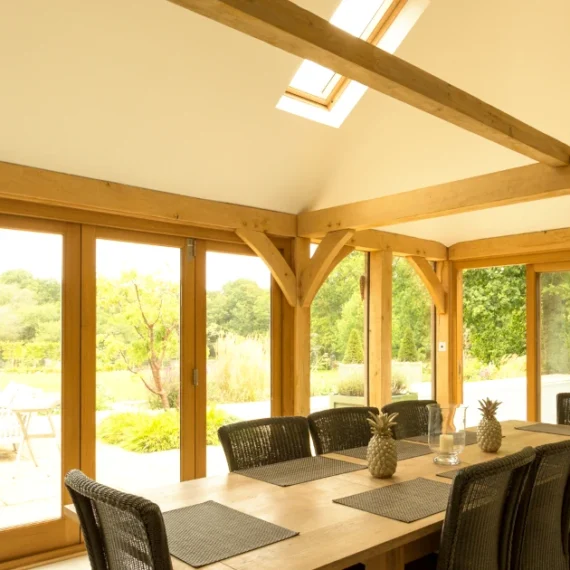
539,271,570,423
205,251,271,477
0,229,63,530
461,266,527,427
95,238,182,490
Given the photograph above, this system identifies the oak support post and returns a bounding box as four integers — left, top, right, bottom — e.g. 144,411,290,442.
526,266,540,421
292,237,311,416
368,250,392,408
435,261,458,405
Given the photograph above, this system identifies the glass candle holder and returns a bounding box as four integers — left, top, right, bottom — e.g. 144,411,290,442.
427,404,467,466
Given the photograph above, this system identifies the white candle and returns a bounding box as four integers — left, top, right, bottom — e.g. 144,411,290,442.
440,434,454,454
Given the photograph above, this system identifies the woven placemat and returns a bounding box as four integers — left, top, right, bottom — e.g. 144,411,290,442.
163,501,297,567
236,456,365,487
333,478,450,523
404,431,479,446
436,468,462,480
515,423,570,436
336,440,433,462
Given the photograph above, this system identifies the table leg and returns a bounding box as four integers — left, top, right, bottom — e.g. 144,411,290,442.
365,547,405,570
47,412,60,451
15,412,39,467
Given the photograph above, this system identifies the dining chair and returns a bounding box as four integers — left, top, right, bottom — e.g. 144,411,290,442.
511,440,570,570
307,406,380,454
218,416,312,471
380,400,436,439
65,470,173,570
407,447,536,570
556,393,570,425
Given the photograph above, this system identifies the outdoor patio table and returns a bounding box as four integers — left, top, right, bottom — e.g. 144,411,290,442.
10,394,60,467
63,420,570,570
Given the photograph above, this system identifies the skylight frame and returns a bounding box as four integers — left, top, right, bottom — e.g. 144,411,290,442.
284,0,408,110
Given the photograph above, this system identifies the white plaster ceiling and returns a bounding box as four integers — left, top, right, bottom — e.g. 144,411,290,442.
1,0,569,245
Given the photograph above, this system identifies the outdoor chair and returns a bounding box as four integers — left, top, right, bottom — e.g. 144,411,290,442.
0,383,26,462
381,400,436,439
65,470,173,570
407,447,536,570
511,440,570,570
308,406,380,455
556,393,570,425
218,416,312,471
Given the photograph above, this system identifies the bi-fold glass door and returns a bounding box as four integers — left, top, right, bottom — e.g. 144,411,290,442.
0,215,81,562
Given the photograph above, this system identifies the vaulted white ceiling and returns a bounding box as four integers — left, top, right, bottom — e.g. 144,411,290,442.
1,0,569,245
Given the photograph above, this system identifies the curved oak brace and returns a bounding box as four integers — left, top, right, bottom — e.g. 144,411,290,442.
407,256,447,314
299,230,355,307
236,228,297,307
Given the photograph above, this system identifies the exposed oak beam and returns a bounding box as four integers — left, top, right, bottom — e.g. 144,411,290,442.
236,228,297,306
168,0,570,166
450,226,570,261
299,230,354,307
299,164,570,236
346,230,447,261
0,161,296,237
407,256,446,314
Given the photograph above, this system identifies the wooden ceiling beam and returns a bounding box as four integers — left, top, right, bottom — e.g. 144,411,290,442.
168,0,570,166
299,163,570,237
345,229,447,260
407,256,446,314
0,161,297,237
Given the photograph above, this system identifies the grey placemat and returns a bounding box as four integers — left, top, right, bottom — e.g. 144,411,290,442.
515,423,570,436
436,468,461,480
336,440,433,462
404,431,479,446
163,501,298,567
333,478,450,523
236,456,365,486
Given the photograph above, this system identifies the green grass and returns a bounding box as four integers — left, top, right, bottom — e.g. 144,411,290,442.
0,370,149,402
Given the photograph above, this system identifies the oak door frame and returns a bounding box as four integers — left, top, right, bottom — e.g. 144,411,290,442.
0,215,81,563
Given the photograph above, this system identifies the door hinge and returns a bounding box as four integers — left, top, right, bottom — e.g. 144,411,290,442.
192,368,199,387
187,238,196,259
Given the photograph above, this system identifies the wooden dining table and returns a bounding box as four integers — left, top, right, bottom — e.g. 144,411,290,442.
63,420,570,570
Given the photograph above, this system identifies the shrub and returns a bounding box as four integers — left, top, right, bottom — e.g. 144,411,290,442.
208,335,270,403
97,411,179,453
343,329,364,364
398,328,418,362
336,373,365,397
206,405,239,446
391,370,408,395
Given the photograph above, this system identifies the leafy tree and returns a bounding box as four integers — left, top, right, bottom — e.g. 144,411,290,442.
343,329,364,364
336,290,364,357
463,266,526,364
311,251,365,366
97,272,179,409
398,327,418,362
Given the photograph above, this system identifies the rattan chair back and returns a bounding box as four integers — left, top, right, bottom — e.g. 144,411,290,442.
65,470,173,570
512,440,570,570
437,447,535,570
556,393,570,425
218,416,312,471
380,400,436,439
307,406,380,455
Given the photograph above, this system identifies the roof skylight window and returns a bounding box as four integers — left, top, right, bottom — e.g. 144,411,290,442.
277,0,429,127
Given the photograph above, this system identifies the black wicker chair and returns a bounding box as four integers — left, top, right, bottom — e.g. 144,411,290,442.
381,400,436,439
308,406,380,455
218,416,312,472
556,393,570,425
65,470,173,570
511,440,570,570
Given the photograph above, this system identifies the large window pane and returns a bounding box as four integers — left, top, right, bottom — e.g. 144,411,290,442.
539,271,570,423
462,266,527,427
392,258,433,403
0,229,62,529
310,251,366,413
95,240,181,491
206,252,271,477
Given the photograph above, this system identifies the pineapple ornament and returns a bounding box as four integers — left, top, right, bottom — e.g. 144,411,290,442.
367,411,398,478
477,398,502,452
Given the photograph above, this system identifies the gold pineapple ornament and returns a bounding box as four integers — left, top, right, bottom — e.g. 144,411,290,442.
477,398,502,452
367,411,398,478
